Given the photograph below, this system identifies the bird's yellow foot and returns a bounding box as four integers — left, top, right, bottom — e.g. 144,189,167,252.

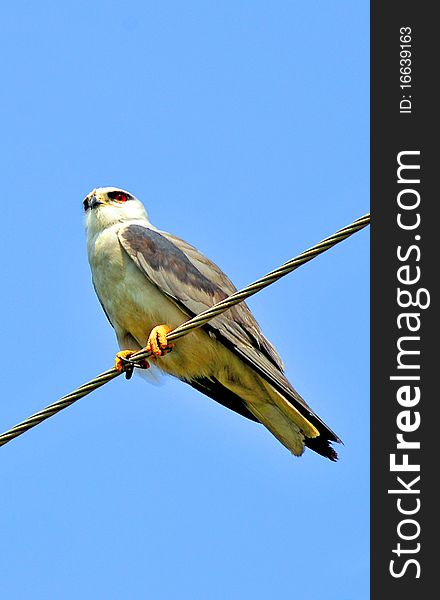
146,324,174,358
115,350,150,380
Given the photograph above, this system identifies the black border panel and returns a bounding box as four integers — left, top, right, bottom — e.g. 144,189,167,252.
371,3,436,597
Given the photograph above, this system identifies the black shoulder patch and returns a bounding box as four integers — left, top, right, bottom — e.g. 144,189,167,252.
120,224,224,298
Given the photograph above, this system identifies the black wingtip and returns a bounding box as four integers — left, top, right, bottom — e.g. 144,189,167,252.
305,437,339,461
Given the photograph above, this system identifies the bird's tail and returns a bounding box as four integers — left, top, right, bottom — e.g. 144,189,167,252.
257,377,338,460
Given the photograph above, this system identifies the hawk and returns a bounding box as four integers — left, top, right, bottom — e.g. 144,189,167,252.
84,187,341,460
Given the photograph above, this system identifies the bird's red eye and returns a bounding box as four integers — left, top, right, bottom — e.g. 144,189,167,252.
108,190,130,203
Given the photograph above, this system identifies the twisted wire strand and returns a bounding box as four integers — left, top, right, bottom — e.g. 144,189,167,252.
0,213,369,448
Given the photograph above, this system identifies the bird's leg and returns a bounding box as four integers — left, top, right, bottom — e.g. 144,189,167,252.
115,350,150,380
146,324,174,357
115,325,173,378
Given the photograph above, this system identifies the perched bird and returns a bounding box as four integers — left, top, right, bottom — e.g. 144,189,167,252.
84,187,341,460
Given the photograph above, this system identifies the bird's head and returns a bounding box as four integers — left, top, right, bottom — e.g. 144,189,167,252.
83,187,149,233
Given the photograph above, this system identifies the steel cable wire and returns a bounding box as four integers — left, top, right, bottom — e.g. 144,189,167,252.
0,213,369,448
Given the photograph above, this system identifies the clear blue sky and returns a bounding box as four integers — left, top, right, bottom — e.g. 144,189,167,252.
1,2,369,598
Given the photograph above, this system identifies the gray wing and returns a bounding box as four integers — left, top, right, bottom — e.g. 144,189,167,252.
119,224,283,369
161,231,286,368
118,224,341,451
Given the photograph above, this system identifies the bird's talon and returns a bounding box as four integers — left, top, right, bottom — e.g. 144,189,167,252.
146,324,174,357
124,364,134,380
115,350,150,379
134,358,151,370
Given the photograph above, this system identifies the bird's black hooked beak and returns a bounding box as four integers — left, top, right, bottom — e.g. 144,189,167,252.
83,194,104,212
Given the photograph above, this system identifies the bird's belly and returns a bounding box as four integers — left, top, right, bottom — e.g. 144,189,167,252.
91,236,225,379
